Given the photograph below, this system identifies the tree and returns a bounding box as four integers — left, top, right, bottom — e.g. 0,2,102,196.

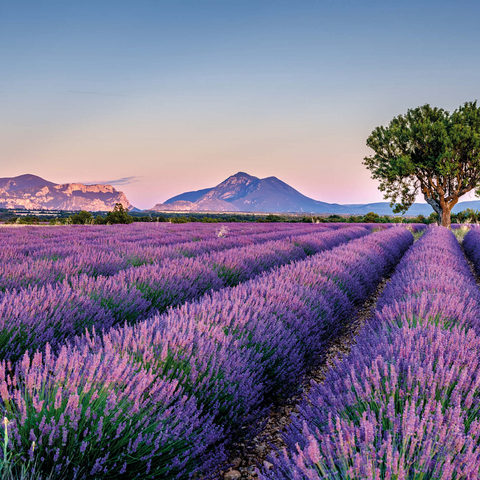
327,214,345,223
69,210,93,224
265,214,281,222
456,208,480,223
363,101,480,228
363,211,380,223
104,203,134,224
428,212,439,224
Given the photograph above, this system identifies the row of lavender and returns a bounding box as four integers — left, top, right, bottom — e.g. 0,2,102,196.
1,224,412,291
0,226,413,479
0,222,302,257
0,227,370,361
0,223,333,291
263,226,480,478
463,227,480,277
0,222,390,265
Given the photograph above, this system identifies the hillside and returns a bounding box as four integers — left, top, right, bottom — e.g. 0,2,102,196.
0,174,131,211
151,172,345,213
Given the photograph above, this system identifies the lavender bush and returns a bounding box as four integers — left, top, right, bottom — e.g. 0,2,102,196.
464,227,480,276
0,227,412,478
0,227,368,362
263,227,480,479
0,224,330,291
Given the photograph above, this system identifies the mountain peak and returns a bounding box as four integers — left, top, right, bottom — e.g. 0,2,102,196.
0,174,57,192
157,171,332,213
0,174,131,211
12,174,52,182
232,171,257,178
222,172,259,184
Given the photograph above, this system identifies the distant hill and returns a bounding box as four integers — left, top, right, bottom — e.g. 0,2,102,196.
5,172,480,215
151,172,345,213
150,171,480,215
165,187,214,204
0,174,57,192
0,174,132,211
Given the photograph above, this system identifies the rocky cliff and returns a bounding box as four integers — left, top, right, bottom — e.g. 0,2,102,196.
0,175,131,211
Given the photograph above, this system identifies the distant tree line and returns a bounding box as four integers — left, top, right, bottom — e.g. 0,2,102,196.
65,204,134,225
311,209,480,224
3,205,480,226
61,208,480,225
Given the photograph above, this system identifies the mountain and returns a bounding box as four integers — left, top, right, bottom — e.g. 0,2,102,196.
0,174,132,211
165,187,214,204
0,174,57,192
151,171,480,215
151,172,345,214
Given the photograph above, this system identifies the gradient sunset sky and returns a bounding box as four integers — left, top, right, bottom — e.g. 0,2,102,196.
2,0,480,209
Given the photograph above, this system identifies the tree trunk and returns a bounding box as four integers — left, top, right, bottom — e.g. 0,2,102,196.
440,198,458,229
440,207,452,228
424,195,457,229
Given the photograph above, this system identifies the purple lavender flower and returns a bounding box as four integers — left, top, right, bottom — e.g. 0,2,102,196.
0,226,412,478
262,226,480,480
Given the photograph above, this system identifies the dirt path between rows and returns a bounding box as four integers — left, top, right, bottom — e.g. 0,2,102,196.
215,273,392,480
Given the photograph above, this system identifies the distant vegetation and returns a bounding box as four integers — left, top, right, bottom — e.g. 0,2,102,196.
3,205,480,226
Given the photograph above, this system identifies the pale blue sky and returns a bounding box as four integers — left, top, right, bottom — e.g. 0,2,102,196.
1,1,479,208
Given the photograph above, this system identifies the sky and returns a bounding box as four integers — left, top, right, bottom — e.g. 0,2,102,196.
1,0,480,209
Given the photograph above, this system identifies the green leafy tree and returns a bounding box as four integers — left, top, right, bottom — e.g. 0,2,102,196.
265,214,281,222
364,101,480,228
428,212,439,224
363,211,380,223
69,210,93,225
104,203,134,224
456,208,480,223
170,216,188,224
327,214,345,223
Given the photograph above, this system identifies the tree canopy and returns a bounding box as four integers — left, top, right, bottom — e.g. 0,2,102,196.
363,101,480,227
104,203,134,224
70,210,93,225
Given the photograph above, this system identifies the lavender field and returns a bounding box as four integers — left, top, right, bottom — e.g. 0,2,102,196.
4,221,479,480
